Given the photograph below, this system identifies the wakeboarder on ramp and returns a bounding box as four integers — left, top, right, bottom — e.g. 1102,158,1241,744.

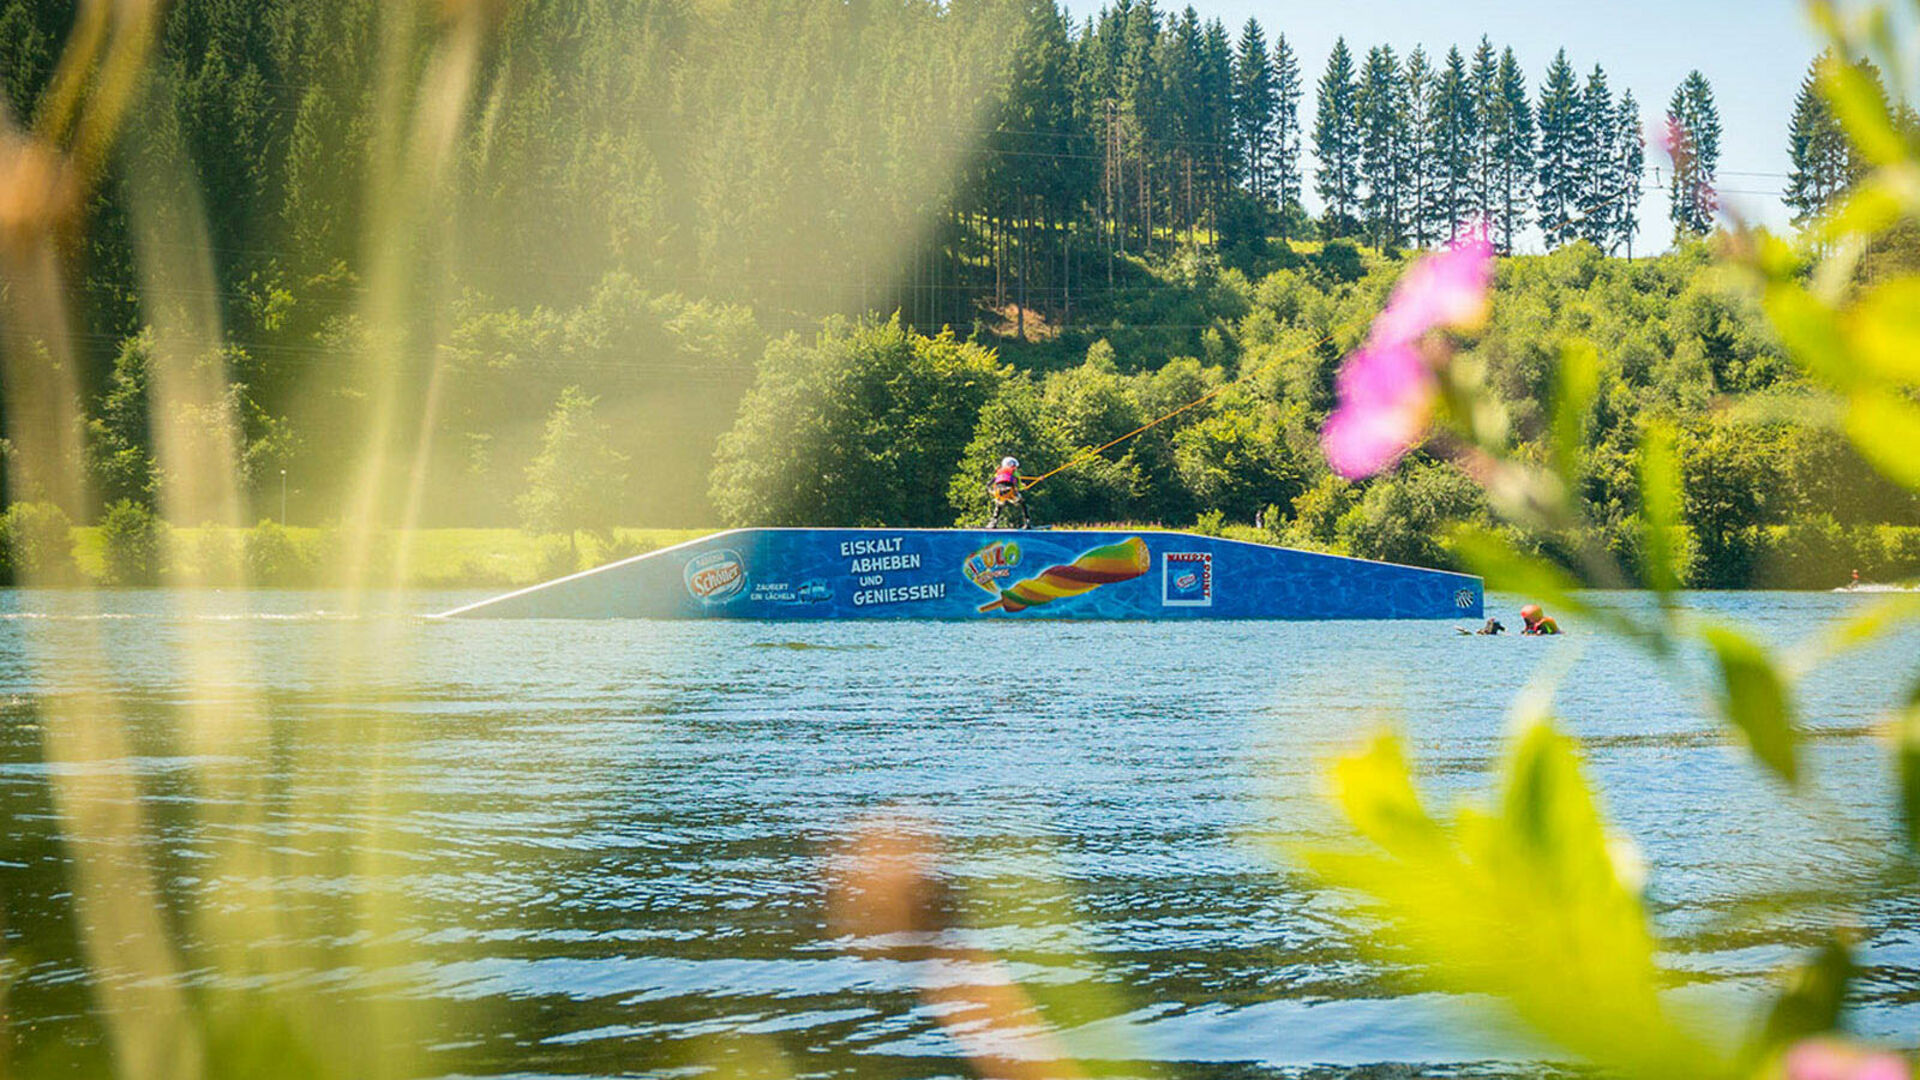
438,528,1482,620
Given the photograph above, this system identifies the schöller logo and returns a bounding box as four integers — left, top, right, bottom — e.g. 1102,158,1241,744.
1162,552,1213,607
685,549,748,603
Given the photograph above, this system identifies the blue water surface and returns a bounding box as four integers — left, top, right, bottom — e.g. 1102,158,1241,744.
1,589,1916,1079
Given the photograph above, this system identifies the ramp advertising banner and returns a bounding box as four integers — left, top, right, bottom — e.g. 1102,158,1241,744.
443,529,1484,621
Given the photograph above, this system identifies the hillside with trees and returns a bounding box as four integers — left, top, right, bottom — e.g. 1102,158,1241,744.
0,0,1915,588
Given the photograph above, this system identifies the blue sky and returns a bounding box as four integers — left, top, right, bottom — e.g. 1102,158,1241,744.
1071,0,1828,251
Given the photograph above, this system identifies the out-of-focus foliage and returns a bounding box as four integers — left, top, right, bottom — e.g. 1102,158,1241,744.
1307,727,1731,1080
1301,9,1920,1077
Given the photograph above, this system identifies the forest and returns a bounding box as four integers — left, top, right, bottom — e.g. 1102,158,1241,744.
0,0,1915,588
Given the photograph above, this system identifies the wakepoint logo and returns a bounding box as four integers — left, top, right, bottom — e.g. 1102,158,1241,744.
684,549,747,604
1162,552,1212,607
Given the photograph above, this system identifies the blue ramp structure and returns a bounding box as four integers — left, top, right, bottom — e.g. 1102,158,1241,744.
439,529,1482,621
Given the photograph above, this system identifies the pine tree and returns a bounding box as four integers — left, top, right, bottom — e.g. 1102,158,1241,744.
1157,7,1204,237
1535,49,1581,248
1196,18,1237,233
1468,36,1500,221
0,0,59,119
1488,47,1535,253
1271,33,1304,215
991,0,1081,325
1613,91,1646,256
1667,70,1722,239
1357,45,1408,247
1119,0,1164,250
1424,46,1477,241
1232,19,1276,197
1575,64,1615,247
1784,51,1858,226
1401,46,1436,247
1314,37,1362,236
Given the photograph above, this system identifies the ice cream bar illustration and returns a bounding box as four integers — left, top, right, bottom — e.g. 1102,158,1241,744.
979,537,1151,613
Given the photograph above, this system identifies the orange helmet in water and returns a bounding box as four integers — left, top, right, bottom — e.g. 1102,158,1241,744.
1520,604,1543,621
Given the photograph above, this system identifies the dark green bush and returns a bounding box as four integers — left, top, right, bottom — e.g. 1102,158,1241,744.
181,529,245,586
98,500,164,586
533,535,580,581
0,502,77,586
244,520,317,586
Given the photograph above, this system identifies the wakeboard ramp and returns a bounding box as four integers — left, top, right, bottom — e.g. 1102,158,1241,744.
439,528,1482,621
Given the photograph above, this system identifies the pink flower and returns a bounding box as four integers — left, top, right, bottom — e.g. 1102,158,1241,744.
1319,226,1496,479
1322,341,1436,480
1656,117,1719,224
1370,225,1496,348
1786,1039,1911,1080
1655,116,1691,166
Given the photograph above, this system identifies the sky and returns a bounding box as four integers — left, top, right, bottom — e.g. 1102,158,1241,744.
1070,0,1831,252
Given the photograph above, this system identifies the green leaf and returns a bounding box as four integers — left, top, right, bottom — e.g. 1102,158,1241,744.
1303,723,1735,1080
1332,733,1444,855
1848,278,1920,385
1763,283,1854,389
1845,390,1920,492
1450,526,1671,650
1498,723,1615,879
1449,525,1584,609
1699,625,1799,785
1822,54,1913,169
1813,177,1907,247
1551,341,1599,485
1753,939,1858,1059
1638,423,1683,597
1791,594,1920,676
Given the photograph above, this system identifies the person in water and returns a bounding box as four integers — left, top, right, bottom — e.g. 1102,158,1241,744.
987,456,1030,528
1477,617,1506,635
1520,604,1561,635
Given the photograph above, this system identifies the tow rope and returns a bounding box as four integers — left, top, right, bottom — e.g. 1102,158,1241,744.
1019,332,1336,491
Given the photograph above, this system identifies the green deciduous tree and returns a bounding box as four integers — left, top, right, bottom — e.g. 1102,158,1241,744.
1335,460,1487,568
99,499,164,586
1172,398,1304,522
0,502,77,586
714,318,1005,528
518,386,630,553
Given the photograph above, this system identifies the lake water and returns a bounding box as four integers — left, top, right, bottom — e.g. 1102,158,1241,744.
3,589,1918,1079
